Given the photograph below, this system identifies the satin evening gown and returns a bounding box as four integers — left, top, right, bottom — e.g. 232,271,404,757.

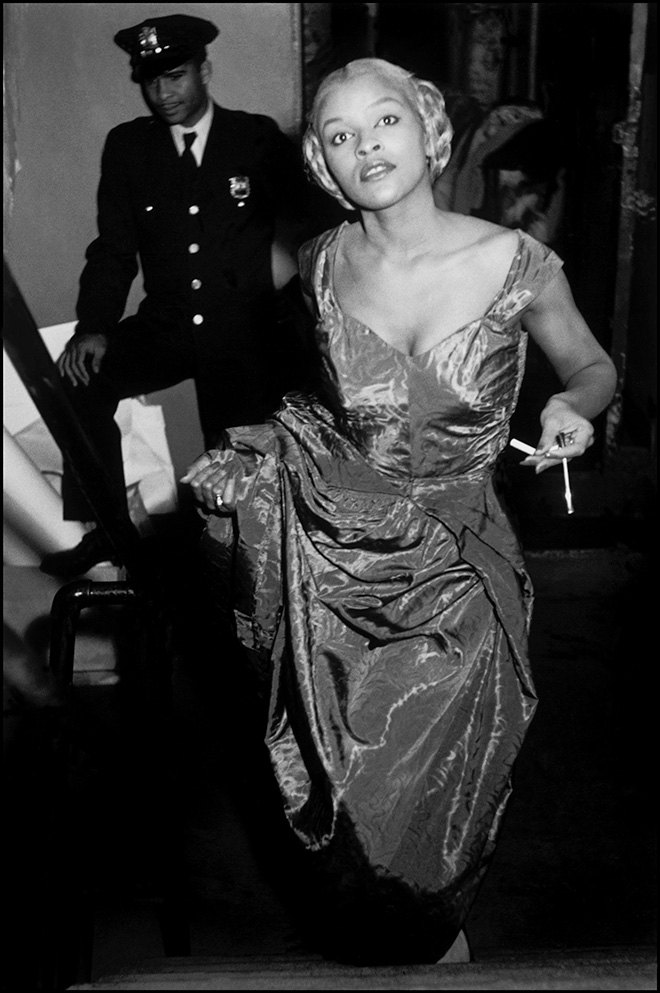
200,223,564,963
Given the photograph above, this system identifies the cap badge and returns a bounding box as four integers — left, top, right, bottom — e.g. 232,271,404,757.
229,176,250,207
138,25,170,58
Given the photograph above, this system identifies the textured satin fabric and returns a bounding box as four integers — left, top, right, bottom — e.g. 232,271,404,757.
201,225,564,962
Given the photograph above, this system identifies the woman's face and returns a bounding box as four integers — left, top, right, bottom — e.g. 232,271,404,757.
317,72,430,211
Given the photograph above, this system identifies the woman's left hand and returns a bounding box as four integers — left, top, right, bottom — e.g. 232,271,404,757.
521,397,594,474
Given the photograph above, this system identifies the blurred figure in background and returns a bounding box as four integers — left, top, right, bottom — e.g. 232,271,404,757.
434,100,565,247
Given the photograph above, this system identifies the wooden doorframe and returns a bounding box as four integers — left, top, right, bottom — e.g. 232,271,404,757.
605,3,655,460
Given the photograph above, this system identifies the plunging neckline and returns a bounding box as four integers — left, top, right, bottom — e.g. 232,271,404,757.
328,222,524,359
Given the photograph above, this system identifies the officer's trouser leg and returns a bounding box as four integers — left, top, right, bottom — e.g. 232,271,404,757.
58,318,197,523
60,370,126,522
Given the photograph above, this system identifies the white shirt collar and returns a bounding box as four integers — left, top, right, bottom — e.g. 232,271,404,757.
170,101,214,165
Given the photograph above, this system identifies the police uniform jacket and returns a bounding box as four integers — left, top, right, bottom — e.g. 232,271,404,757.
76,102,304,363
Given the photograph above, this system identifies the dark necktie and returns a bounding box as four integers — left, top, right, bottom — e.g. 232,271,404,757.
181,131,198,191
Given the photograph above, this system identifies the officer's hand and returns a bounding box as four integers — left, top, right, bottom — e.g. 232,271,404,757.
57,333,108,387
180,451,237,513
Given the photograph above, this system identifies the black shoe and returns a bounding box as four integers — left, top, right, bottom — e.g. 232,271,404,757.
40,528,118,578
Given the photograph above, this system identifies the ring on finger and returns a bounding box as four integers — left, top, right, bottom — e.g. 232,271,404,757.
559,430,577,447
214,492,224,509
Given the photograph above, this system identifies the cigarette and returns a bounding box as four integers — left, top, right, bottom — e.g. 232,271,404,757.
562,458,574,514
510,439,574,515
509,438,536,455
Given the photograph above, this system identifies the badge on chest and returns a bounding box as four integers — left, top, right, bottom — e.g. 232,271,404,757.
229,176,250,207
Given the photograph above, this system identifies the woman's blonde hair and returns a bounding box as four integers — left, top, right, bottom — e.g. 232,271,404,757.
302,58,453,210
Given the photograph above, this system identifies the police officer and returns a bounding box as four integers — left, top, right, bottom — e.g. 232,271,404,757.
42,14,310,577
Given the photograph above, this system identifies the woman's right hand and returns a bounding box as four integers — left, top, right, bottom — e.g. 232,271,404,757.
180,450,237,513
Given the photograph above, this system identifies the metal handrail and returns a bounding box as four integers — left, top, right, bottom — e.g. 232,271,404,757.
3,257,150,591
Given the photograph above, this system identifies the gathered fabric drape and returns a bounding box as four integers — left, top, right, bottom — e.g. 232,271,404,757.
201,226,563,963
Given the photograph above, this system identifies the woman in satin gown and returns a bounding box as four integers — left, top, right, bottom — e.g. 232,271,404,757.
182,59,616,964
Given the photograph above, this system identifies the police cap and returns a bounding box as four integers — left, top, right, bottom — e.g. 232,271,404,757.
114,14,219,82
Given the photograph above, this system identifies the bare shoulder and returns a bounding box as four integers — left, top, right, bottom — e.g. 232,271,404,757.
442,213,520,290
442,212,518,252
437,211,518,263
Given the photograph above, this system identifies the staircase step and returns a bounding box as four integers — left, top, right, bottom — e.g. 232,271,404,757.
69,946,656,990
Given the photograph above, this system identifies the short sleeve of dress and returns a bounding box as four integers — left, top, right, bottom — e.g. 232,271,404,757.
298,225,345,305
297,238,316,297
491,230,565,328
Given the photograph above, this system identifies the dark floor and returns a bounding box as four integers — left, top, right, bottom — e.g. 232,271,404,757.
4,487,657,990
